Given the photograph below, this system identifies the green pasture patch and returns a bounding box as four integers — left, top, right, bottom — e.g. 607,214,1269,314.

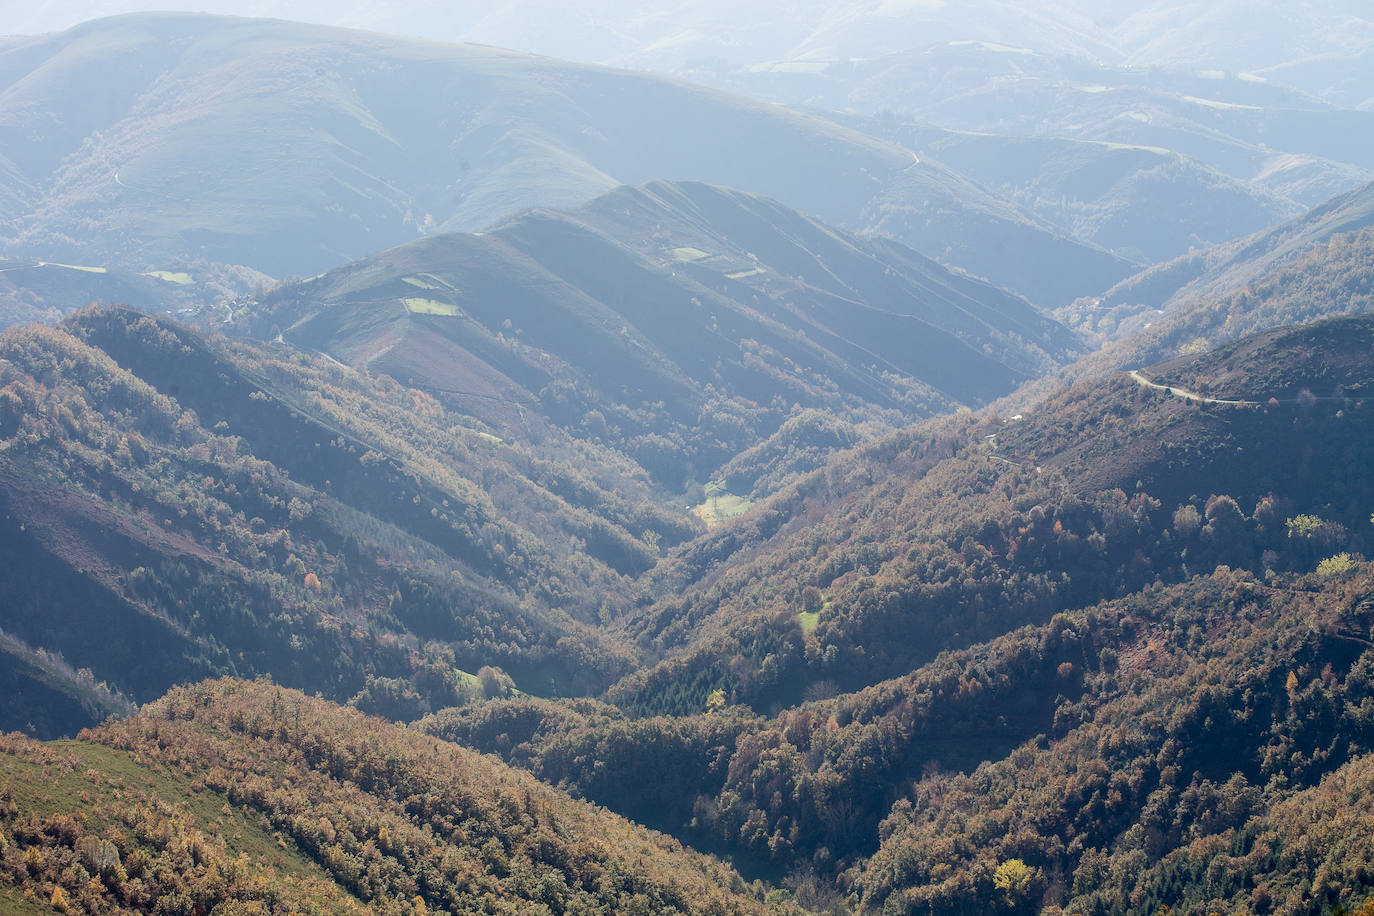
143,270,193,284
0,885,49,915
1183,94,1260,111
403,297,461,316
403,273,456,290
1093,140,1173,155
47,262,107,273
692,490,755,528
726,267,766,280
798,610,819,635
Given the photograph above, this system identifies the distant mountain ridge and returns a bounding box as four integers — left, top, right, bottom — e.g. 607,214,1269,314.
14,2,1373,105
839,116,1305,264
250,179,1083,489
0,12,1131,307
1101,178,1374,316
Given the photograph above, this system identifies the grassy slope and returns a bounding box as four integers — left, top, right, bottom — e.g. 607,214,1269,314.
0,738,338,876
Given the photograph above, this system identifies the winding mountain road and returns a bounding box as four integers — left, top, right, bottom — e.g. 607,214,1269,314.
1126,369,1258,406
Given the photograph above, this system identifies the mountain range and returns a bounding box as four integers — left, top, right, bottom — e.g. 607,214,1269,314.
13,2,1374,107
8,11,1374,314
0,13,1134,307
0,169,1090,735
5,8,1374,916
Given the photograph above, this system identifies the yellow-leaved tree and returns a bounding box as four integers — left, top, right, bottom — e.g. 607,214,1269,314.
993,858,1033,904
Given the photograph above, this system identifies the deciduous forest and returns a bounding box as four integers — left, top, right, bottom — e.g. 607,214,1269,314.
6,6,1374,914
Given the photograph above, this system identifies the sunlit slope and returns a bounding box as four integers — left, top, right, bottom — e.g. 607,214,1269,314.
0,678,790,915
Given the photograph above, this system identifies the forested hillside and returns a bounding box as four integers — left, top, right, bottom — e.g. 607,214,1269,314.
0,678,791,914
425,566,1374,915
577,314,1374,717
0,304,693,734
7,300,1374,912
414,313,1374,913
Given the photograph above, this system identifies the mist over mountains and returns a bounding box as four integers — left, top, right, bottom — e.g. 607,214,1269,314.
0,13,1139,307
7,7,1374,308
12,2,1374,104
5,6,1374,916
